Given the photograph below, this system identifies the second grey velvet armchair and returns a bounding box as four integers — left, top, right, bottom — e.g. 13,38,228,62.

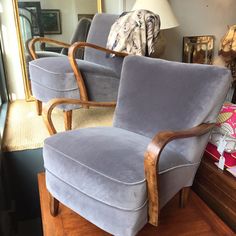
29,14,127,130
42,55,231,235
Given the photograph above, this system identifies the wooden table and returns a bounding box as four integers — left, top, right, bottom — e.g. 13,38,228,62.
38,172,234,236
193,155,236,232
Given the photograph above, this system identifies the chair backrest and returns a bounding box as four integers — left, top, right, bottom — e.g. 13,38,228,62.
61,17,92,59
114,56,232,163
84,13,123,76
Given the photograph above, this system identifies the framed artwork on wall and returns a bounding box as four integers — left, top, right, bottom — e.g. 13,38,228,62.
77,14,94,22
18,1,44,37
182,35,214,65
41,9,62,34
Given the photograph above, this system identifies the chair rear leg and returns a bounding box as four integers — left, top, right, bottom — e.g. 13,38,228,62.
36,100,42,115
50,195,59,217
179,187,191,208
64,110,72,130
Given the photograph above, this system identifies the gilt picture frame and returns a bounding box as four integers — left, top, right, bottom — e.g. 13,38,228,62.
182,35,215,65
41,9,62,34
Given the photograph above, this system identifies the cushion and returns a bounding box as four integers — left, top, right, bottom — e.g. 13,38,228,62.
35,51,66,58
215,102,236,138
29,57,120,102
113,56,231,164
84,14,123,77
205,143,236,167
43,127,191,211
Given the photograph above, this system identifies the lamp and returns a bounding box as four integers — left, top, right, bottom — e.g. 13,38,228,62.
132,0,178,29
219,25,236,78
132,0,179,56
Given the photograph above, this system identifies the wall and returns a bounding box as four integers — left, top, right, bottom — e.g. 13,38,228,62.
103,0,124,14
17,0,98,52
0,0,98,100
1,0,25,100
163,0,236,62
124,0,236,63
75,0,98,14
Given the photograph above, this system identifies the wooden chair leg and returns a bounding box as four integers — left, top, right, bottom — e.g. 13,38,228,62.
64,110,72,130
50,195,59,217
179,187,191,208
36,100,42,116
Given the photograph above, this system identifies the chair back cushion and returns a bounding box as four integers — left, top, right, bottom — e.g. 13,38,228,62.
84,13,123,77
114,56,232,163
61,17,92,59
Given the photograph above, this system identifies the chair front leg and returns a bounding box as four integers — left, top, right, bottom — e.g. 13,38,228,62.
36,100,42,115
50,195,59,217
179,186,191,208
64,110,72,130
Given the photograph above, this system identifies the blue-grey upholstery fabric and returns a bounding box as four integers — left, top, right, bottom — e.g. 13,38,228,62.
44,127,198,235
43,56,232,236
61,17,92,59
84,14,123,77
29,56,119,110
114,56,232,164
34,51,66,58
29,13,122,110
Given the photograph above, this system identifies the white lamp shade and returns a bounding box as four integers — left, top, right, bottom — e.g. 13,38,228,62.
132,0,179,30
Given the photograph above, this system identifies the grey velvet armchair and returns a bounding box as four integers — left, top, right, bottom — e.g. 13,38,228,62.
42,56,231,236
27,17,92,61
29,14,127,130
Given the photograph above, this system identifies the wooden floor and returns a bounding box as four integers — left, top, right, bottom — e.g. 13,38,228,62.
38,173,235,236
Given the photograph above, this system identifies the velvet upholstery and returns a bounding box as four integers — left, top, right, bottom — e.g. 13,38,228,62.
29,14,122,111
84,14,123,77
61,17,92,59
29,57,119,110
43,56,231,236
114,57,232,164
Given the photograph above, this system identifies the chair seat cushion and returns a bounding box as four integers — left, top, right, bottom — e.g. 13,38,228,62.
29,57,119,91
35,51,66,58
43,127,191,211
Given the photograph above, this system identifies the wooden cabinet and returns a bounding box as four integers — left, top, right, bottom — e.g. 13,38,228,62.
193,156,236,232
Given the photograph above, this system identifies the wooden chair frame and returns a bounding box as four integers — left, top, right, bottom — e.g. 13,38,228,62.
28,37,128,130
43,97,215,226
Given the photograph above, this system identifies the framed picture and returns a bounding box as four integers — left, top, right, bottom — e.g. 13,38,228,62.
77,14,94,22
182,35,214,65
18,1,44,37
41,9,61,34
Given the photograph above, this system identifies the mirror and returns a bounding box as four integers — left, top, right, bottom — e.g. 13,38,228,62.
182,35,214,65
13,0,102,101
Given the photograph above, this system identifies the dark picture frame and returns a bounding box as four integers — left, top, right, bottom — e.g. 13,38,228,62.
18,1,44,37
182,35,214,65
41,9,61,34
77,14,94,22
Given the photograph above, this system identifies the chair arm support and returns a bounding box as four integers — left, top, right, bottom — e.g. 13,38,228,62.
29,37,71,60
43,98,116,135
68,42,128,103
69,42,129,58
144,123,215,226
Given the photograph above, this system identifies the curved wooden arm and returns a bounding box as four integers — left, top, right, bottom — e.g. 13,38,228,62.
69,42,129,58
68,42,129,104
29,37,71,60
144,123,215,226
43,98,116,135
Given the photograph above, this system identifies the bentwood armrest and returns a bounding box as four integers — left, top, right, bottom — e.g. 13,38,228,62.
68,42,129,58
29,37,71,60
144,123,215,226
68,42,129,103
43,98,116,135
